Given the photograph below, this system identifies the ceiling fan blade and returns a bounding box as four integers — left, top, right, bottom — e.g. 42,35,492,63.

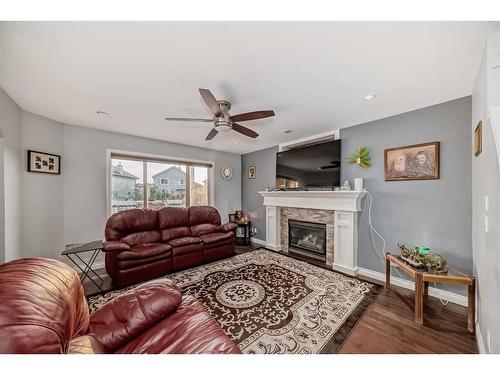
199,88,222,117
164,117,213,122
232,123,259,138
205,128,219,140
230,110,275,123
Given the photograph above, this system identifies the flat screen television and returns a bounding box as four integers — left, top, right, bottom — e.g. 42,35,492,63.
276,139,341,189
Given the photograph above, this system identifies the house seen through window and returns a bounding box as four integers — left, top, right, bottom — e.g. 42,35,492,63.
110,154,211,214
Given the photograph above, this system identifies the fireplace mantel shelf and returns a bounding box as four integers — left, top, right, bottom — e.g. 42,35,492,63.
258,189,366,276
258,190,366,212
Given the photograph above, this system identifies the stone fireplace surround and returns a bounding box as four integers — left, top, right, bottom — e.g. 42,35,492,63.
281,208,334,265
258,190,366,276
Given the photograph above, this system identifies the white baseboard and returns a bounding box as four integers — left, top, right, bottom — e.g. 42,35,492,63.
250,238,267,247
476,323,486,354
358,267,468,307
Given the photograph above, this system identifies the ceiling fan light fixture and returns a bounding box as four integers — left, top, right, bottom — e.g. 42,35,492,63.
215,123,232,133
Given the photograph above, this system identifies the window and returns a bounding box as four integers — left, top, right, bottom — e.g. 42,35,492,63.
109,152,212,214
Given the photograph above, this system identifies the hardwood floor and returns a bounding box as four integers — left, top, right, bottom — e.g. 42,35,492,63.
339,285,477,353
83,245,478,354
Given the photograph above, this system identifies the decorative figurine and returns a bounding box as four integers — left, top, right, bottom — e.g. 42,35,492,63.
422,253,448,274
398,243,425,268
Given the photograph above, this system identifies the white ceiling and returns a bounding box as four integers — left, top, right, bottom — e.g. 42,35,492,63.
0,22,496,154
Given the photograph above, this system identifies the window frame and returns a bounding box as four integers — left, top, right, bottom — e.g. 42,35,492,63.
106,149,214,216
160,178,169,185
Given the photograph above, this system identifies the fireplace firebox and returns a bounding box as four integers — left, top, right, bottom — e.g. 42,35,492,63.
288,219,327,261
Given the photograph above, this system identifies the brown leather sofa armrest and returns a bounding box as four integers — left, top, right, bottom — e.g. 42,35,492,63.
103,241,130,252
88,280,182,352
218,223,238,233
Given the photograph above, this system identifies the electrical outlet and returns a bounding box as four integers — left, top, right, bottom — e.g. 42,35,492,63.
487,330,492,353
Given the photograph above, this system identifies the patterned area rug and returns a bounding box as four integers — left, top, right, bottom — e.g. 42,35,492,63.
88,249,380,354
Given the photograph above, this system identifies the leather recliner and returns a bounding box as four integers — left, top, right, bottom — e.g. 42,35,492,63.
104,206,237,288
0,257,241,354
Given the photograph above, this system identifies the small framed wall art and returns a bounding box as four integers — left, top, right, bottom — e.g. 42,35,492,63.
474,121,482,157
27,150,61,175
248,166,256,179
384,141,440,181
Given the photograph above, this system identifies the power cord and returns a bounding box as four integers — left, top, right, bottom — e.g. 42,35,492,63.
364,188,448,306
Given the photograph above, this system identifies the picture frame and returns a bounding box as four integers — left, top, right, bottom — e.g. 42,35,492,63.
235,210,244,223
229,214,236,223
474,121,482,157
384,141,440,181
27,150,61,175
221,166,233,180
248,166,256,179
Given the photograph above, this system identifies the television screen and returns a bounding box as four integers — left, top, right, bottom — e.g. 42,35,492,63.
276,139,341,189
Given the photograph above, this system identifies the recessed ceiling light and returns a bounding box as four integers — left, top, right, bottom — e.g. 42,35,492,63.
96,111,110,117
363,94,377,102
284,130,292,134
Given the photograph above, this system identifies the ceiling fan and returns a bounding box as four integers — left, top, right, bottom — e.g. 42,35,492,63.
165,88,275,140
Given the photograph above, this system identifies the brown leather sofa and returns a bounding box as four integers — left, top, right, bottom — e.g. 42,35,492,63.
0,257,241,354
104,206,237,288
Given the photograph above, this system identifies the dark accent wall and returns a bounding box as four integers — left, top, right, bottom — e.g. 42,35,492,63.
241,97,472,290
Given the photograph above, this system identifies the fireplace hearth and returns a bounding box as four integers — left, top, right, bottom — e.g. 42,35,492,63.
288,219,327,261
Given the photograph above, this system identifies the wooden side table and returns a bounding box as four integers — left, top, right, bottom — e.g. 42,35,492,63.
385,253,475,332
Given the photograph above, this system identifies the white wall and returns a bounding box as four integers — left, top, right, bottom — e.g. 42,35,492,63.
472,33,500,354
0,87,22,262
20,112,64,259
15,111,241,263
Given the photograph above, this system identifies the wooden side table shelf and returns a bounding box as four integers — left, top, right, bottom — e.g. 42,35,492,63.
385,253,475,332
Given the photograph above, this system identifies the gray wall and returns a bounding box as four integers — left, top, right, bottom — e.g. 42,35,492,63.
341,97,472,282
0,87,22,262
472,35,500,353
241,98,473,294
16,111,241,263
21,111,64,260
241,146,278,241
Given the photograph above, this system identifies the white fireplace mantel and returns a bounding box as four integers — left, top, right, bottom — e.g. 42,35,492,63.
258,190,366,276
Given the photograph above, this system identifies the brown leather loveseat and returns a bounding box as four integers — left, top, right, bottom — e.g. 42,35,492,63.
0,257,241,354
104,206,237,288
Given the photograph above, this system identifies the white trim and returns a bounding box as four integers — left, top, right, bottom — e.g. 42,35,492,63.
278,130,340,151
332,264,359,276
259,190,366,212
358,267,468,307
251,237,267,247
476,323,487,354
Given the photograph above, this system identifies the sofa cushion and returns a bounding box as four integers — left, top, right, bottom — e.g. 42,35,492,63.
168,236,202,247
116,252,172,270
122,231,162,247
189,206,221,226
88,280,182,353
191,223,218,236
199,232,234,245
172,243,204,257
105,209,159,241
161,226,192,243
0,258,89,354
116,243,172,261
115,296,241,354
